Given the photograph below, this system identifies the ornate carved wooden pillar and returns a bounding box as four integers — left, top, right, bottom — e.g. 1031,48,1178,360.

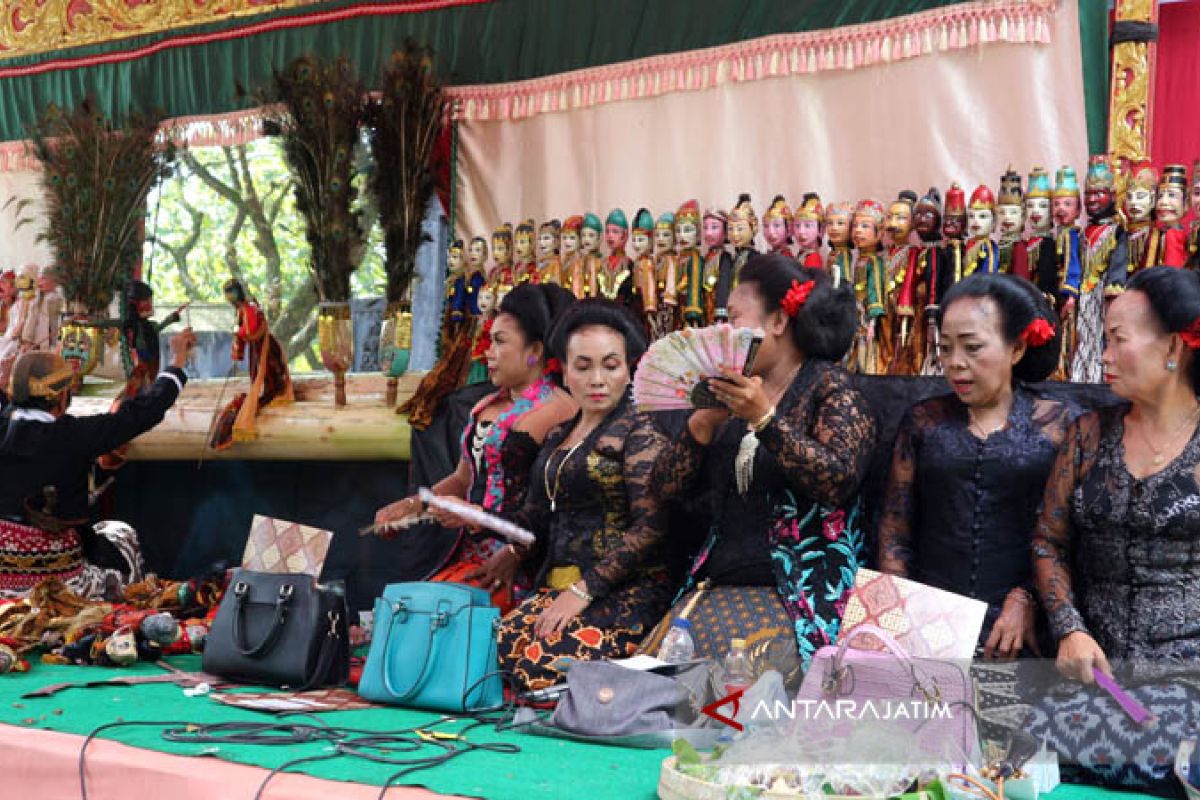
1107,0,1160,168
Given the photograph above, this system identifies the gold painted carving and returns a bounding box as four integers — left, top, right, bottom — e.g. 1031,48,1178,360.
1107,0,1158,164
0,0,322,60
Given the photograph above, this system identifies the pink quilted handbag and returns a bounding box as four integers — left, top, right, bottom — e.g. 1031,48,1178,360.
795,624,981,771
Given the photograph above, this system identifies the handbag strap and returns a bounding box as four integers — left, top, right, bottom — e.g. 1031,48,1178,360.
833,623,913,670
232,580,295,658
295,608,343,692
379,596,456,702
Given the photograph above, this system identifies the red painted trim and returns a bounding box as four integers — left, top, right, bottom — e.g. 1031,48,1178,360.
0,0,490,79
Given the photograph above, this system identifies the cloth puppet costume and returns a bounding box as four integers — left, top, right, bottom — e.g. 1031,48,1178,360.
560,215,587,298
1070,155,1129,384
1052,165,1084,379
653,211,680,337
885,190,920,375
537,219,563,285
792,193,825,268
714,194,758,319
0,271,14,352
762,195,794,257
209,279,293,451
964,184,1000,276
701,208,732,323
913,188,948,376
1148,164,1189,268
25,266,65,355
0,265,43,394
578,213,605,299
939,183,968,295
825,202,854,290
0,353,187,600
1123,163,1157,272
513,219,538,285
851,199,888,374
594,209,634,303
996,167,1026,274
1013,167,1060,302
1189,159,1200,271
674,200,706,326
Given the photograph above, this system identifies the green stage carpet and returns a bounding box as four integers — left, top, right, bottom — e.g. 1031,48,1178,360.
0,657,1160,800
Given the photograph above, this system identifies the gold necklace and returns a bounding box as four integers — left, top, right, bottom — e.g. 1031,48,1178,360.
544,436,588,512
1134,405,1200,466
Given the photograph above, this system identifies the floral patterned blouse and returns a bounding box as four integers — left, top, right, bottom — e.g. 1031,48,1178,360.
508,396,674,629
1032,403,1200,669
878,387,1074,643
654,359,876,668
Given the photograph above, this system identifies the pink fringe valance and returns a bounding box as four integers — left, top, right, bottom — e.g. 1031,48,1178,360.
445,0,1057,122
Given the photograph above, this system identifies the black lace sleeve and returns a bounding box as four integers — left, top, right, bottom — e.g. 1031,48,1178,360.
878,406,921,576
1031,410,1102,641
581,413,669,601
651,422,706,500
755,365,876,507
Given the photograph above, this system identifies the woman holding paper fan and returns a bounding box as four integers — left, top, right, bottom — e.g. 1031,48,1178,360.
373,284,576,613
651,255,875,683
494,300,674,691
878,273,1071,660
1033,267,1200,683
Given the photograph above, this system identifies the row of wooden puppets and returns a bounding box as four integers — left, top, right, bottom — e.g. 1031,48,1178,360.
438,156,1200,387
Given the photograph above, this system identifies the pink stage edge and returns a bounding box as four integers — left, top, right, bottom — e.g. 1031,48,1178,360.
0,723,461,800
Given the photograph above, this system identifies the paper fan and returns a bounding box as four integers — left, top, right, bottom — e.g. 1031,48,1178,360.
633,325,763,411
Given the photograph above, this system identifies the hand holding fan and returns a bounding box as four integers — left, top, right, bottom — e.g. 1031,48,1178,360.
633,325,764,411
417,487,536,547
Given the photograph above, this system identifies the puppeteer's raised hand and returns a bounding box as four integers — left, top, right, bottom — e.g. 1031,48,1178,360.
169,328,198,370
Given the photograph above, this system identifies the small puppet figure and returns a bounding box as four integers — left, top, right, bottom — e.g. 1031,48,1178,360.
885,190,919,374
1015,167,1060,301
940,182,968,289
560,216,586,298
209,278,293,450
762,195,794,257
1189,160,1200,271
0,270,15,342
1149,164,1189,268
488,223,517,305
21,265,65,354
536,219,563,285
674,200,705,327
701,208,731,323
631,208,657,328
513,219,538,285
653,211,680,336
792,193,825,268
577,213,605,299
712,194,758,320
996,167,1026,274
594,208,634,303
0,264,39,392
116,281,187,396
912,188,946,376
1053,165,1083,378
964,184,1000,276
824,202,854,289
1123,163,1157,273
851,199,887,374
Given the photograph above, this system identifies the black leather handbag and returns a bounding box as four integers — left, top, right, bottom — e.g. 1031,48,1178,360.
203,568,349,689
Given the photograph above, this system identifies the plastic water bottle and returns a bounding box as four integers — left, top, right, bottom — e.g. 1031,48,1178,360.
657,618,696,663
722,638,753,695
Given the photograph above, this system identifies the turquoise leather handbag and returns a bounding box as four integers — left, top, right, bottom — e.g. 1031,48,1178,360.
358,582,503,712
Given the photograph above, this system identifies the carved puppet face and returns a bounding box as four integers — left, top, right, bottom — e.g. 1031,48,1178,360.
0,277,14,303
793,219,821,250
727,218,754,248
967,208,995,239
561,230,580,257
1025,197,1052,234
1156,186,1186,224
942,213,966,240
514,230,533,260
468,239,488,268
654,224,675,255
631,230,652,257
1192,180,1200,214
1124,187,1155,223
448,246,464,274
1084,188,1114,220
851,215,881,251
885,203,913,246
580,226,601,254
702,217,726,249
996,204,1025,238
825,212,852,247
763,217,790,250
36,271,58,293
604,223,628,253
675,220,699,250
537,230,558,258
492,235,511,264
1052,196,1081,227
477,287,497,316
914,205,942,242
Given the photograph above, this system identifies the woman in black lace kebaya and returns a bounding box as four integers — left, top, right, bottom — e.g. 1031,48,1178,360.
492,301,673,690
879,273,1071,658
1033,267,1200,684
374,284,576,613
654,256,875,676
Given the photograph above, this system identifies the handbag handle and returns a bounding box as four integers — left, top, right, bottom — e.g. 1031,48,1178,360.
833,623,914,670
379,596,456,702
232,580,294,658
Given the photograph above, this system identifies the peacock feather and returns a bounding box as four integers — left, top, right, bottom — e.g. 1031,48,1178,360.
262,54,367,304
26,99,173,317
365,42,448,305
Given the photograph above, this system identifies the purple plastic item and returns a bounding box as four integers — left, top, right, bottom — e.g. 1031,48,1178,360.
1093,667,1156,726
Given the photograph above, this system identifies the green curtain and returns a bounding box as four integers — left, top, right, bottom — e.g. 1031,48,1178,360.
1076,0,1110,156
0,0,1011,143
